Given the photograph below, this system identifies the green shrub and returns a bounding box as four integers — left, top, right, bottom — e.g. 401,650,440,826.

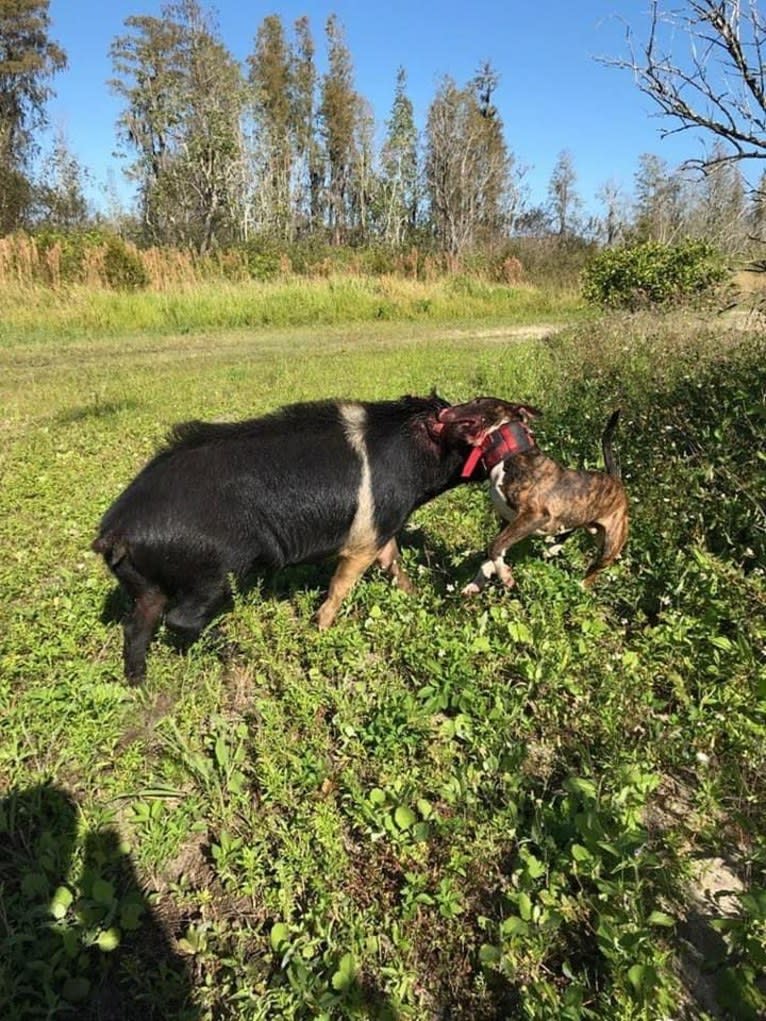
582,240,728,309
102,237,150,291
35,228,112,284
238,240,282,281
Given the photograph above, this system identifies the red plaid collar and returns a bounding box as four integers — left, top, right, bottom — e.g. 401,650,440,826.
461,421,537,478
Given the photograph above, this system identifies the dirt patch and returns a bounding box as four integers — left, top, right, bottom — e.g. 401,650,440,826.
441,322,567,343
732,269,766,294
677,854,747,1020
116,691,176,754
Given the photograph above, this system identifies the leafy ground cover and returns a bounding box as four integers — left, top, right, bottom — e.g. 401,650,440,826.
1,312,764,1019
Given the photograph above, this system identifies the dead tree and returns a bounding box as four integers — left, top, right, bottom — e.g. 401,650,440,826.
607,1,766,171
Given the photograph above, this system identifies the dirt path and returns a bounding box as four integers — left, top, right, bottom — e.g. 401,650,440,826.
439,322,567,343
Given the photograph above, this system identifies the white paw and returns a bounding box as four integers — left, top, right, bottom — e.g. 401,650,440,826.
495,562,515,588
461,582,481,597
544,543,564,558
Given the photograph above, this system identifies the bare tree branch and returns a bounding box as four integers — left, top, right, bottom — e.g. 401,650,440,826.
602,1,766,170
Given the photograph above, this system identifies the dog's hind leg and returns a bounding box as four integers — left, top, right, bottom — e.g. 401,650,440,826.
583,512,628,588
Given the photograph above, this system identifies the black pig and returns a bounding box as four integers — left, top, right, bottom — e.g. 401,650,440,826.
93,395,472,683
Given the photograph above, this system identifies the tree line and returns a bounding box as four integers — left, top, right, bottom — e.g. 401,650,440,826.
1,0,765,261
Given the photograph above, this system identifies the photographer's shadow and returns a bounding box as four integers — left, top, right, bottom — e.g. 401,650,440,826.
0,783,197,1020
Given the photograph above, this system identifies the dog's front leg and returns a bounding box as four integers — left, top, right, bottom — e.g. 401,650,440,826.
463,512,547,598
462,557,498,596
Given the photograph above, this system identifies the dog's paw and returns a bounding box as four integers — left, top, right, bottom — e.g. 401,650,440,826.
496,567,516,589
461,582,481,597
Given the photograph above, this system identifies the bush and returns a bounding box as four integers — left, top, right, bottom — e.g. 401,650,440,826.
102,237,150,291
582,239,728,309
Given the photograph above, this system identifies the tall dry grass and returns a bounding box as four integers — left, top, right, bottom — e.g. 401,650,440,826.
0,233,582,346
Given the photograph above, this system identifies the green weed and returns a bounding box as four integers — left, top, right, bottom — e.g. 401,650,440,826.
0,311,763,1019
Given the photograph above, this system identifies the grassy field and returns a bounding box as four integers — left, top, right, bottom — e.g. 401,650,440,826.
1,304,764,1020
0,274,579,348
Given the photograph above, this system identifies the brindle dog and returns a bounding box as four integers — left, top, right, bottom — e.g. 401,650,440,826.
434,399,628,595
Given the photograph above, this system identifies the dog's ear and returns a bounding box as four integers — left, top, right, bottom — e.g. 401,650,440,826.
516,403,543,422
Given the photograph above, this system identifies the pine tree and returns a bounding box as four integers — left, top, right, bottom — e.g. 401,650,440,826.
471,62,513,245
381,67,418,246
110,0,245,250
425,73,513,256
632,153,686,243
248,14,292,238
320,15,358,244
547,150,581,239
35,128,89,228
292,16,322,233
0,0,66,231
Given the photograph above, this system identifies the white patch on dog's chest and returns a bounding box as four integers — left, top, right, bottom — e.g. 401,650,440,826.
489,463,515,521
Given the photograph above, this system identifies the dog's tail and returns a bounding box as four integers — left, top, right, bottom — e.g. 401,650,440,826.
601,409,622,478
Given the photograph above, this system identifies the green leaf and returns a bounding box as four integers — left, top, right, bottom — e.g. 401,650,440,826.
120,899,145,931
394,805,416,830
709,635,733,651
62,976,91,1003
416,798,434,819
565,777,598,801
21,872,48,898
270,922,290,951
647,910,675,927
508,621,532,644
412,821,430,842
627,963,646,991
522,852,545,879
97,927,121,952
570,843,591,862
368,787,387,806
50,885,73,919
91,878,115,906
518,892,533,921
479,943,502,964
331,952,355,990
501,915,528,937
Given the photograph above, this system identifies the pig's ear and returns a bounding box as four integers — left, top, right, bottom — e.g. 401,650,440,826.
430,386,451,405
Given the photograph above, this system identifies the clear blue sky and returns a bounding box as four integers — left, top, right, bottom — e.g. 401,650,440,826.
44,0,713,214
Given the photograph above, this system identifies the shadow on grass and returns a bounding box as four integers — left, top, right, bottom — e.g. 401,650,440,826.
0,783,198,1020
97,524,470,661
54,398,141,425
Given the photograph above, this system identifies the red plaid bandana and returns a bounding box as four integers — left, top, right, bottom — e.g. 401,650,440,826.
461,421,537,478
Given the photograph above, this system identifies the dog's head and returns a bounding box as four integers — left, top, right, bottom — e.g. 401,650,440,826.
433,397,542,446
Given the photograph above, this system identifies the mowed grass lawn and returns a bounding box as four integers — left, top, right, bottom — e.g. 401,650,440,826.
1,310,764,1020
